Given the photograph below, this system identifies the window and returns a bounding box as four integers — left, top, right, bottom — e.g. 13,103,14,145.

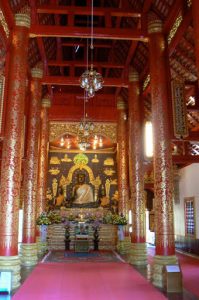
144,121,153,158
184,197,195,237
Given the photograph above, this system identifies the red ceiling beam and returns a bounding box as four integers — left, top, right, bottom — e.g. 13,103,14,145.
169,8,192,57
140,7,192,82
163,0,184,33
173,155,199,164
29,0,53,97
62,41,112,48
37,5,141,18
53,92,115,101
115,41,138,97
30,25,148,41
48,60,124,69
42,76,128,87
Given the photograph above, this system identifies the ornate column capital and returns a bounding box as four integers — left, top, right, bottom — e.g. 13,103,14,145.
148,16,163,34
42,97,51,108
15,13,31,28
117,96,127,110
31,65,43,79
129,68,139,82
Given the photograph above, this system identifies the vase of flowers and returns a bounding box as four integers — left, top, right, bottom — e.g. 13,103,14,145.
112,214,127,242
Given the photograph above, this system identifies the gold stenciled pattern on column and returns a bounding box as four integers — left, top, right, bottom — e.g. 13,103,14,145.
49,121,117,143
23,66,43,243
0,16,30,255
37,97,51,217
117,97,129,218
129,70,145,243
148,18,175,255
0,10,9,37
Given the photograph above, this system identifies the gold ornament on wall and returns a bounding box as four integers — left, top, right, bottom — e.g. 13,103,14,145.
73,153,89,168
52,178,58,197
50,156,61,165
91,154,99,163
61,154,72,163
112,190,119,201
49,168,60,175
49,121,117,143
104,168,115,176
171,80,188,138
104,157,114,166
110,179,117,185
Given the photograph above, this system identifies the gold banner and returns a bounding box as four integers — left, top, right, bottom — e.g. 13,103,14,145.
171,80,188,138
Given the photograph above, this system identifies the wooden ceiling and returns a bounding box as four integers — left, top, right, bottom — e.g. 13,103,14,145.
1,0,199,163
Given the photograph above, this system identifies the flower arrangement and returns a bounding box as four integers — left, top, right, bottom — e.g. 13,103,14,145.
112,214,127,225
36,212,52,225
37,211,127,226
103,212,127,225
36,211,62,225
48,211,62,224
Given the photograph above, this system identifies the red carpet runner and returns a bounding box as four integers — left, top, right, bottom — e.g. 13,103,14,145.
13,262,166,300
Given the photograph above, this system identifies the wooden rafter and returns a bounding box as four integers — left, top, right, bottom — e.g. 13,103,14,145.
29,0,52,97
140,6,192,83
42,76,128,87
37,5,141,18
30,25,148,41
48,60,124,69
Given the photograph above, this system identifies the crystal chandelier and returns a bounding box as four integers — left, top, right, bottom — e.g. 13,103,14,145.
79,0,103,97
78,92,94,150
80,64,103,98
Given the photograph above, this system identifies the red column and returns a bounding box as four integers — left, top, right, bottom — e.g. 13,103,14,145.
116,97,129,219
148,18,178,287
0,13,30,257
36,97,51,218
0,13,30,290
21,66,43,266
128,69,147,265
192,0,199,81
128,69,145,243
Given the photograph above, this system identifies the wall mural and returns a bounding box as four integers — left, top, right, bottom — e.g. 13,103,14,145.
47,151,118,213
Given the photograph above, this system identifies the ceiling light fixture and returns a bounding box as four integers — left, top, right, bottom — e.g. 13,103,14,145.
79,0,103,98
78,91,94,151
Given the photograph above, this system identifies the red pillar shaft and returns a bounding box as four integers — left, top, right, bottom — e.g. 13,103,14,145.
192,0,199,82
128,70,145,243
22,67,43,244
117,97,129,219
36,98,51,217
148,19,175,256
0,14,30,256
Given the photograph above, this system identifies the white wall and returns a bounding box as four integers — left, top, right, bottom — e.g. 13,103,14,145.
174,163,199,238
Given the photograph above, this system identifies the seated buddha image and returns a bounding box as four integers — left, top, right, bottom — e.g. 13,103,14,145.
55,187,65,206
73,173,94,205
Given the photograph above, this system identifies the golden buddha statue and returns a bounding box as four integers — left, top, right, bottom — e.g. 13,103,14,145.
73,173,94,204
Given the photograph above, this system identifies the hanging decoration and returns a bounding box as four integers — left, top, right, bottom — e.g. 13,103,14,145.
79,0,103,97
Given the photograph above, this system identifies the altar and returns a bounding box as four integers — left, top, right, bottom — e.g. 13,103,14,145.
47,221,117,251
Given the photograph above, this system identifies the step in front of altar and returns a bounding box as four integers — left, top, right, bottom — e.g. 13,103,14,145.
47,224,117,251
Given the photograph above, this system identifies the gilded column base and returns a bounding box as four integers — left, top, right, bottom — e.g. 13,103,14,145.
20,243,38,267
152,255,179,288
116,236,132,255
0,256,21,291
127,242,147,266
36,236,48,256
